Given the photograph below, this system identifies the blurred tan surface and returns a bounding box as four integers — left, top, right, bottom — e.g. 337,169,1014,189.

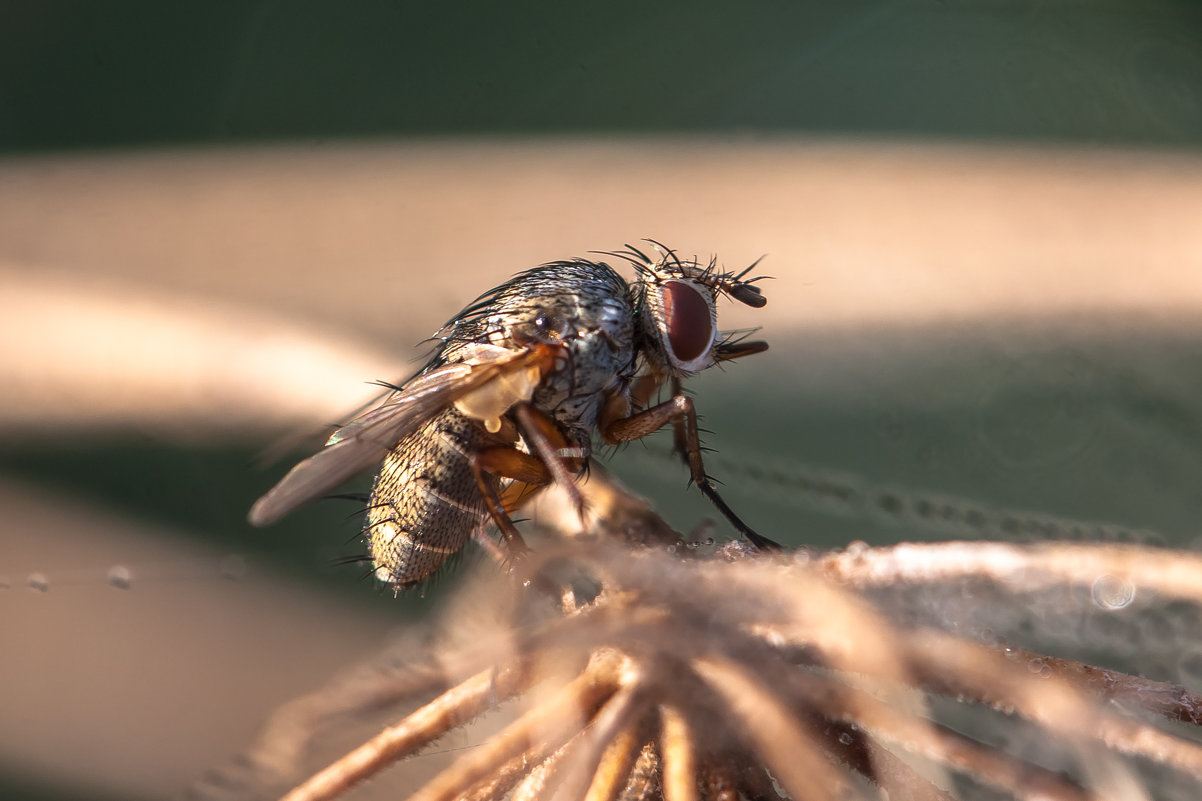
2,139,1200,342
0,478,402,800
2,139,1201,438
1,138,1201,800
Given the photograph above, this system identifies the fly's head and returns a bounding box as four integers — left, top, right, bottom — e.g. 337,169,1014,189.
615,241,769,380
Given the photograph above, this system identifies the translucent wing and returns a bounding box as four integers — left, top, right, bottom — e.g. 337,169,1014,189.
248,345,556,526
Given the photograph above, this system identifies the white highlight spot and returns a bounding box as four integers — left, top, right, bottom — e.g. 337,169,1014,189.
375,521,401,545
107,564,133,589
1091,573,1136,610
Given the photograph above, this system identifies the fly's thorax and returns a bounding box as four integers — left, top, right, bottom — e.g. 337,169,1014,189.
526,292,634,440
440,259,638,444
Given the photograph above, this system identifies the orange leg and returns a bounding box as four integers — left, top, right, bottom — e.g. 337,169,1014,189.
603,393,780,552
470,402,589,560
512,403,588,524
471,445,549,559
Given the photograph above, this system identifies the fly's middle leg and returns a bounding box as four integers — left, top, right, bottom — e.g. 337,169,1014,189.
602,394,781,552
513,403,588,524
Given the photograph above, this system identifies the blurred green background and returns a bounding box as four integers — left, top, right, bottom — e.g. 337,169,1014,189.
3,1,1202,152
3,3,1202,800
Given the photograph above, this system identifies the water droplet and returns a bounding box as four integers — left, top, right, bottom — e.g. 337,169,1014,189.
106,565,133,590
220,554,248,581
1091,574,1135,610
845,540,868,557
704,537,714,546
27,572,49,592
837,732,854,746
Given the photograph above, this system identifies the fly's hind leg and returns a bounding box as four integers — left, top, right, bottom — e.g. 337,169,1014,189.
470,447,549,561
470,402,588,562
602,393,781,551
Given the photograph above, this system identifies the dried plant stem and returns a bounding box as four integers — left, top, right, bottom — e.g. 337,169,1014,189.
804,713,955,801
548,682,646,801
852,738,957,801
462,746,560,801
692,655,852,801
235,654,462,787
209,529,1202,801
997,644,1202,725
902,629,1202,777
585,720,649,801
510,740,572,801
620,743,662,801
280,660,532,801
409,650,626,801
657,703,699,801
789,671,1098,801
820,541,1202,605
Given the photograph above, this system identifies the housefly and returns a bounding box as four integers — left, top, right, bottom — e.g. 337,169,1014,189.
249,242,778,589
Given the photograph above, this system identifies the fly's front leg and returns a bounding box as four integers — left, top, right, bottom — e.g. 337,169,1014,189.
667,376,690,462
630,374,689,468
602,395,781,551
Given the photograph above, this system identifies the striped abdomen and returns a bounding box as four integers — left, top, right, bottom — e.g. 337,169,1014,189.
366,408,496,589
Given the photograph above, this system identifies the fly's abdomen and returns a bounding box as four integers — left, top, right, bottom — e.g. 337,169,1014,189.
366,409,493,589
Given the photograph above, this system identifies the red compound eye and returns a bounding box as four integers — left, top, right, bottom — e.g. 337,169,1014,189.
661,280,713,363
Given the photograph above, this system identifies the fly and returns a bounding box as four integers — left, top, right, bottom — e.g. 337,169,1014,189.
248,241,778,590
